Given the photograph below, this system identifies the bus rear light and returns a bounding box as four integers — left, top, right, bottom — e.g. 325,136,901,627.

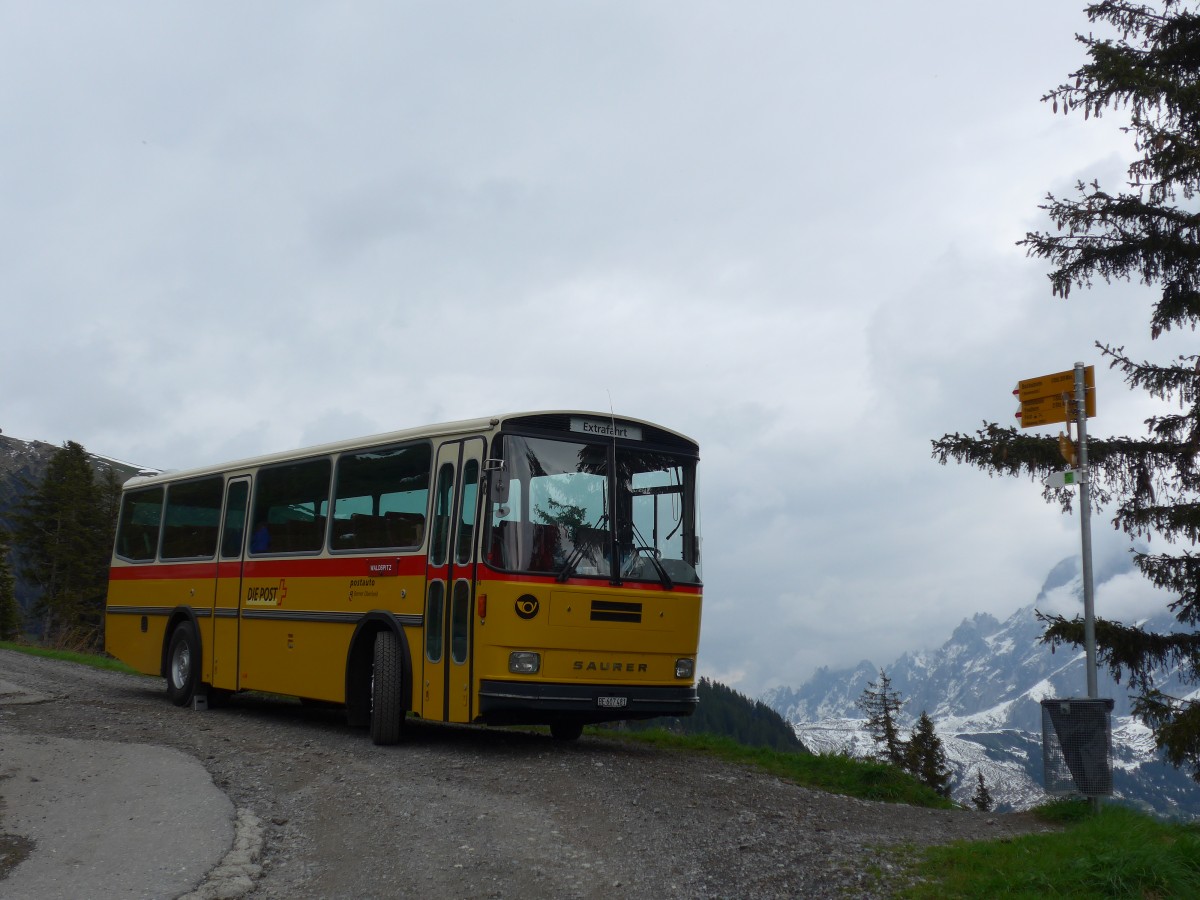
674,658,695,679
509,651,540,674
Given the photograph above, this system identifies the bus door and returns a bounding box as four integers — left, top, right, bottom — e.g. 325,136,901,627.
422,438,484,723
211,477,251,691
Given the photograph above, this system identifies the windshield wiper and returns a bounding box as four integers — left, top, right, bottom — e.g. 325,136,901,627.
556,513,608,582
624,523,673,590
633,546,673,590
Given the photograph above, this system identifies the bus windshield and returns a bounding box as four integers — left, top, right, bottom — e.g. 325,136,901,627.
486,434,701,585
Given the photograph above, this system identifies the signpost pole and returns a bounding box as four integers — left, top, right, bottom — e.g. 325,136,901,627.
1019,362,1105,811
1075,361,1099,701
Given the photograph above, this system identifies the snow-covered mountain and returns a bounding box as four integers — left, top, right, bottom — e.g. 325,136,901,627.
763,556,1200,818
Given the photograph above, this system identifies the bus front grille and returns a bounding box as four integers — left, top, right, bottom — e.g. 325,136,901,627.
590,600,642,623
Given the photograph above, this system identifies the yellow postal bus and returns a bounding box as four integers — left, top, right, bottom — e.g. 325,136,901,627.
105,412,702,743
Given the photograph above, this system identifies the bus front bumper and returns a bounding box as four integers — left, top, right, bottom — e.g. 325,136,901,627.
478,679,699,726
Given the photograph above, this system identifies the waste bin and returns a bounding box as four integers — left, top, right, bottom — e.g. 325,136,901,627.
1040,697,1114,797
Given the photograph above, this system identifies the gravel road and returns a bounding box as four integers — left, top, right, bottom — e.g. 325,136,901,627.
0,649,1057,898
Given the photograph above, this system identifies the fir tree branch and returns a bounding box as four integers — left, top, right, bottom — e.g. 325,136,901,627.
1133,549,1200,623
1133,690,1200,775
1039,610,1200,692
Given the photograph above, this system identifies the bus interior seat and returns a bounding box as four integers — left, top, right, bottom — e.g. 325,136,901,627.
384,511,424,547
529,523,560,572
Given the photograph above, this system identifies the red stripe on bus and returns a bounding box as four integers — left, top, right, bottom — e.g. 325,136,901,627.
108,562,220,581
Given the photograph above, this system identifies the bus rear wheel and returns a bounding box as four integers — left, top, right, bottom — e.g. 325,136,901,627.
165,622,199,707
369,631,404,745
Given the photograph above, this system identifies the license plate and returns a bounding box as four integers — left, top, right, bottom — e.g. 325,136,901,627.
597,696,627,709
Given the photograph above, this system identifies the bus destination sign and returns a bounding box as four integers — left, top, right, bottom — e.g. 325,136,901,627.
570,417,643,441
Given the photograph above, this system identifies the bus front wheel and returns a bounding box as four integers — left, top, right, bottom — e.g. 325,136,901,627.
165,622,199,707
369,631,404,745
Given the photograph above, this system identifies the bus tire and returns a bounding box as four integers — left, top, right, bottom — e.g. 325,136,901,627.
165,622,199,707
369,630,404,745
550,721,584,742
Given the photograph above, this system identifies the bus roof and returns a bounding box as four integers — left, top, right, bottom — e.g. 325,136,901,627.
119,410,698,490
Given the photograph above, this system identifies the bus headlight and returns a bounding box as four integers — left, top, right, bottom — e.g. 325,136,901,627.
509,651,541,674
675,658,695,679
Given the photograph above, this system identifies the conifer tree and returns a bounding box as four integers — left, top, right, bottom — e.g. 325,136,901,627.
10,442,114,648
0,529,21,641
932,0,1200,780
857,669,907,767
905,712,953,798
634,677,808,752
970,771,994,812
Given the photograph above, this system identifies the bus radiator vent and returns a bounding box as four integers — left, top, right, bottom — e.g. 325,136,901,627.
590,600,642,623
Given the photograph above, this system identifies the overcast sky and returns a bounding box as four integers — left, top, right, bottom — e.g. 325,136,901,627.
2,3,1187,696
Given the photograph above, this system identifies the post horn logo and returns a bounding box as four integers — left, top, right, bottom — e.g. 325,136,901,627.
515,595,540,619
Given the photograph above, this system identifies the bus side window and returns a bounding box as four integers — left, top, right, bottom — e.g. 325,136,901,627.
161,476,224,560
331,442,432,551
115,487,164,562
251,457,332,555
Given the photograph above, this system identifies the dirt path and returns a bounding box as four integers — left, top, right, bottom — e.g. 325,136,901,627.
0,650,1056,898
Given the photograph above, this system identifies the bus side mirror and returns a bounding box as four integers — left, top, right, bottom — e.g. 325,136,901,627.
485,459,509,503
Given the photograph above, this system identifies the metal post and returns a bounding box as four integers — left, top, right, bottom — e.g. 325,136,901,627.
1075,362,1098,700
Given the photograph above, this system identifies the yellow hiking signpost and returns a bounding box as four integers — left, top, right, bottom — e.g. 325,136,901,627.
1014,365,1096,427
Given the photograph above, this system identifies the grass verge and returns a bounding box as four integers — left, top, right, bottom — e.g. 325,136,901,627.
896,802,1200,898
0,640,140,675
